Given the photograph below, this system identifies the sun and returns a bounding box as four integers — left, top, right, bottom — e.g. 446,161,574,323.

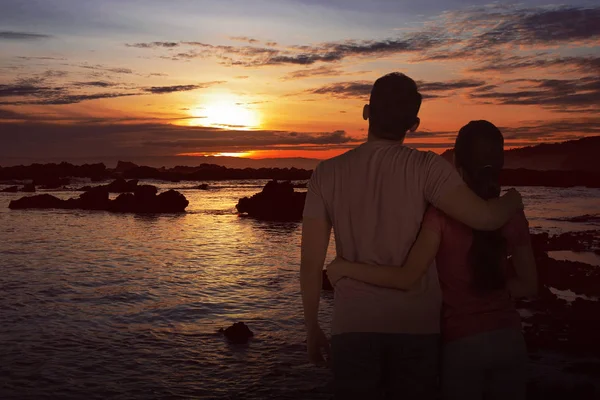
190,94,261,129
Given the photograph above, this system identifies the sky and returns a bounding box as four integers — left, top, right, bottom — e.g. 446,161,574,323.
0,0,599,165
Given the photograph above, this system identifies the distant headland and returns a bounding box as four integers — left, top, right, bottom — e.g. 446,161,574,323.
1,136,599,188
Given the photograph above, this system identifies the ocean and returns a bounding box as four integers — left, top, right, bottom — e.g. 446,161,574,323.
1,181,599,399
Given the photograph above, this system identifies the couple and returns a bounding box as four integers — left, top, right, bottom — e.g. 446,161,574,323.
300,72,537,399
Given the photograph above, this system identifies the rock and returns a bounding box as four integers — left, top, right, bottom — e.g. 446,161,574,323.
80,178,147,194
115,161,138,173
322,270,333,291
156,190,190,213
1,186,19,193
0,162,109,183
236,180,306,221
105,178,138,193
197,184,209,190
20,183,35,192
110,193,136,213
9,194,66,209
8,189,188,213
123,166,162,180
292,182,307,189
79,188,110,210
34,177,70,189
219,322,254,344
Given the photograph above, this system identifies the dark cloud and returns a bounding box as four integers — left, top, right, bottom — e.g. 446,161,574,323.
0,77,224,105
265,42,278,47
144,82,224,94
72,81,118,88
470,76,600,110
126,41,180,49
0,31,52,40
43,70,69,78
0,121,355,159
124,6,600,68
282,66,346,80
28,93,138,105
470,55,600,75
306,81,372,99
418,80,486,92
472,7,600,49
0,108,27,119
16,56,66,61
79,65,134,74
235,75,249,79
306,79,486,100
501,118,600,140
0,83,62,98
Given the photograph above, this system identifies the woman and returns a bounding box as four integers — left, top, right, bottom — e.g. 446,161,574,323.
327,120,537,400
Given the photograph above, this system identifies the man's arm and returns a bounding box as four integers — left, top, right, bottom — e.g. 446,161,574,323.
327,226,440,290
436,185,523,231
301,216,332,366
300,217,332,330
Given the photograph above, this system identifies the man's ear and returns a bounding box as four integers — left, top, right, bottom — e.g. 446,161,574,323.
409,117,420,132
363,104,370,121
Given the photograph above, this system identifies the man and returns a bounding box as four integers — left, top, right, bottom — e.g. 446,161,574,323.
300,72,523,399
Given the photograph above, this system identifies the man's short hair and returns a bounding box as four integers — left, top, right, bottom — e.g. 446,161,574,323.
369,72,422,140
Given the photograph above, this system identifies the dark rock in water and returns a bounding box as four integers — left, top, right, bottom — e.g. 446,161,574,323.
197,184,209,190
9,188,188,213
20,183,35,192
1,186,19,193
157,190,189,213
79,188,110,210
219,322,254,344
236,180,306,221
80,178,148,194
292,182,307,189
106,178,139,193
34,177,70,189
115,161,138,173
9,194,66,209
110,193,136,213
123,166,162,180
0,162,109,182
322,270,333,291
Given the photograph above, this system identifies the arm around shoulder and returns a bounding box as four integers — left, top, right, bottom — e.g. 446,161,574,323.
436,184,524,231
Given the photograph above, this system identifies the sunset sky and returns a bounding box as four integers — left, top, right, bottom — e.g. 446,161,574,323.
1,0,599,165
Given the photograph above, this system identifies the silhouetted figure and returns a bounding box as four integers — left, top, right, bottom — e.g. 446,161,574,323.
300,73,523,400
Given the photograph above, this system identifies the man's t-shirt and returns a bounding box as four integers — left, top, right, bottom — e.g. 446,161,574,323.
303,139,464,335
422,207,530,342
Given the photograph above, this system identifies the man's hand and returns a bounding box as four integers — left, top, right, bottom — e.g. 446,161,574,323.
503,188,524,212
326,257,345,286
306,324,331,367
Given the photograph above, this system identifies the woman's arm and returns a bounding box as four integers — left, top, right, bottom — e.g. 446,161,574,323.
327,227,441,290
507,243,538,298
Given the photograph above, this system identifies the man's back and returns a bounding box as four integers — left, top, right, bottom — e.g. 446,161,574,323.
304,138,463,334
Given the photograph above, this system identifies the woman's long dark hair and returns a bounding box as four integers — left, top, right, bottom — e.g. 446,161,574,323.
454,120,506,291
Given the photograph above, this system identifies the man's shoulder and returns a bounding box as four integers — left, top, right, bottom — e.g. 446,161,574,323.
314,145,363,171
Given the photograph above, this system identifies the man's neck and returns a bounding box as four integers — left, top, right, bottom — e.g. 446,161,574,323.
367,131,405,144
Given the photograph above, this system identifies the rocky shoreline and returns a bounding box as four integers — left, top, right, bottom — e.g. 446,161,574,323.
8,183,189,213
2,161,600,188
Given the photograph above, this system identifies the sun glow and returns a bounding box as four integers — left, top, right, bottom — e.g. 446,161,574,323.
189,94,261,129
177,151,255,158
